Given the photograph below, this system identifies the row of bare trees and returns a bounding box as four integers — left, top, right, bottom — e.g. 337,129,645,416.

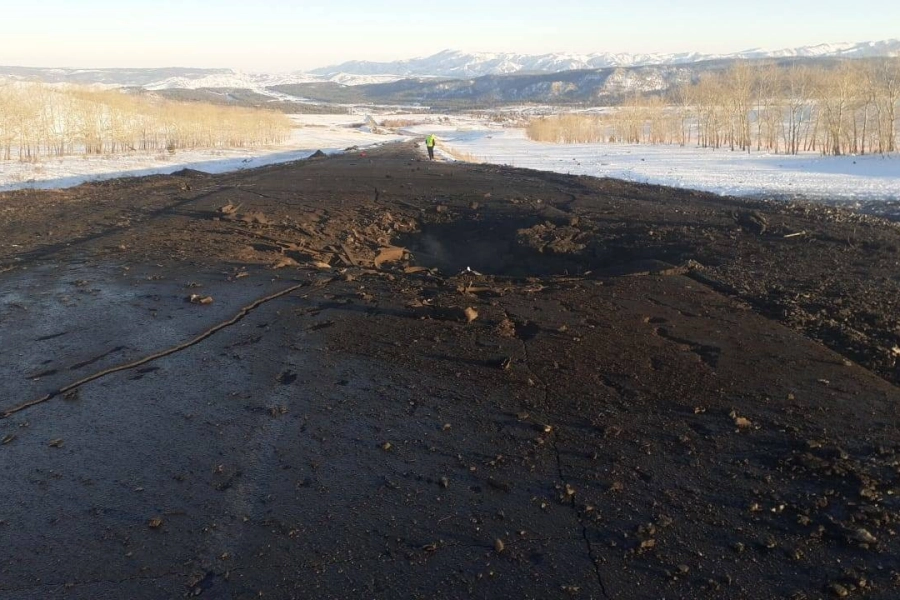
0,83,292,161
527,58,900,155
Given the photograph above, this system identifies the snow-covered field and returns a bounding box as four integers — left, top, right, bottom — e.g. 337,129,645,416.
1,114,898,204
428,126,900,203
0,115,408,192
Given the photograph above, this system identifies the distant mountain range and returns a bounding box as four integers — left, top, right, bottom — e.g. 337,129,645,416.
0,65,379,89
0,66,237,87
312,40,900,78
1,39,898,91
2,40,899,111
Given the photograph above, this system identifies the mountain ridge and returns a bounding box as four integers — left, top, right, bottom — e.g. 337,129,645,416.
311,39,900,78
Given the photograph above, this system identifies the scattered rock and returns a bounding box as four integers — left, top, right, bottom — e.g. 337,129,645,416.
374,246,406,268
734,210,768,235
656,515,674,528
188,294,214,305
272,257,300,269
730,410,752,429
238,212,271,225
849,528,877,545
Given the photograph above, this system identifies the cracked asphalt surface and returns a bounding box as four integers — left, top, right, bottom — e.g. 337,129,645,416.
1,142,899,599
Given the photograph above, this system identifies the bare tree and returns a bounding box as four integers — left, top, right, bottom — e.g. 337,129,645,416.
523,58,900,157
0,83,292,162
754,63,781,152
868,58,899,153
723,62,754,151
670,82,696,146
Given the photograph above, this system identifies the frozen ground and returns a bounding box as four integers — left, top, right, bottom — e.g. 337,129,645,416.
1,115,898,204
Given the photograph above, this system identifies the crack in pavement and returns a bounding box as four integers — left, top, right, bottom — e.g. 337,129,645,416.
507,308,611,599
1,280,313,420
549,414,611,600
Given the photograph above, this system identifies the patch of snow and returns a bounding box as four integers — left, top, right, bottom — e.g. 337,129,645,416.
326,73,406,85
144,72,322,91
422,127,900,202
0,115,408,192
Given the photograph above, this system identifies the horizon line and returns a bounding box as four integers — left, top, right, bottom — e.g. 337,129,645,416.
1,37,897,74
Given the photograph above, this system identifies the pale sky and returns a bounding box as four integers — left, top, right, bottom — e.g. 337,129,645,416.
1,0,897,72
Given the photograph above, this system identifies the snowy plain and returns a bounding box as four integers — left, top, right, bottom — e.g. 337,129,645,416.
0,115,408,192
1,114,898,206
421,125,900,203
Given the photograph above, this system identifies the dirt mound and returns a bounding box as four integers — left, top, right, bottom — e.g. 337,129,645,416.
170,168,210,177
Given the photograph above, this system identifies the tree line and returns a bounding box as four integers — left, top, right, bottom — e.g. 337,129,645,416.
527,58,900,156
0,83,293,161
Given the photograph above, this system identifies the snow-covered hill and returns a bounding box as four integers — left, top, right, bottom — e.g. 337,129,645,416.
312,40,900,78
142,72,405,90
0,66,404,90
143,72,321,91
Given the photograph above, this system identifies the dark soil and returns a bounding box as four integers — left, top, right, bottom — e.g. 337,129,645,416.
1,141,899,599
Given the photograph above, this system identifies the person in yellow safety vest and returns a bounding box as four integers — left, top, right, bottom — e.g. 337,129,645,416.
425,134,436,160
